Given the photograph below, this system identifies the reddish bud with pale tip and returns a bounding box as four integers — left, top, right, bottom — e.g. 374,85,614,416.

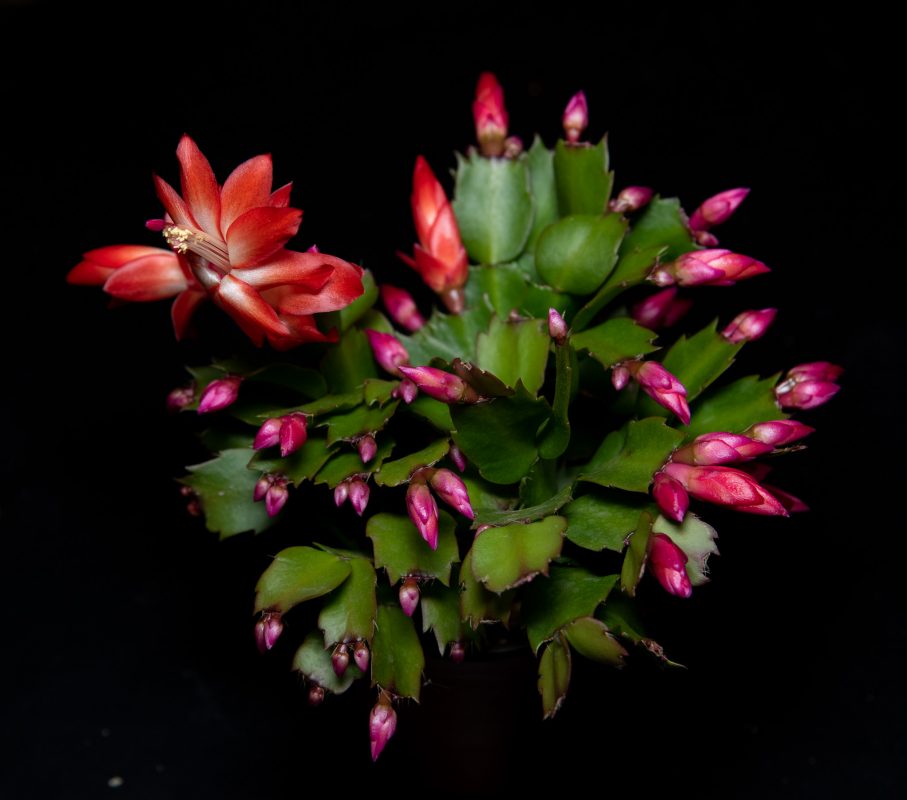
253,418,283,450
365,329,410,376
399,578,421,617
380,285,426,332
397,365,480,404
406,478,440,549
562,91,588,143
631,287,693,330
166,385,195,412
745,420,815,447
353,641,370,672
722,308,777,344
786,362,844,383
611,365,630,391
450,641,466,663
308,685,325,706
647,533,693,598
430,469,475,520
664,462,788,516
334,481,349,508
775,362,843,410
548,308,568,345
198,375,242,413
369,696,398,761
448,442,467,472
689,187,750,234
473,72,509,156
332,644,350,677
650,249,770,288
652,472,689,523
253,475,271,502
255,612,283,653
672,432,773,466
349,478,370,516
279,413,308,457
609,186,654,214
392,378,418,404
265,478,289,517
358,435,377,464
626,361,691,425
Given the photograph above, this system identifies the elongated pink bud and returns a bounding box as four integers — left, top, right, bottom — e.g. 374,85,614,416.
365,329,410,376
448,442,467,472
353,641,370,672
406,479,439,549
762,484,809,513
450,641,466,663
166,384,195,412
392,378,418,404
626,361,691,425
198,375,242,413
664,462,788,516
332,644,350,677
548,308,568,345
255,612,283,653
397,366,480,404
357,435,377,464
254,417,283,450
722,308,777,343
611,365,630,391
775,362,843,410
609,186,654,214
786,362,844,383
334,481,349,508
265,478,289,517
647,533,693,598
631,287,693,330
745,420,815,447
652,472,689,523
253,475,271,502
279,413,308,457
399,577,421,617
145,218,167,232
473,72,508,156
651,249,770,288
562,91,588,143
349,478,370,516
308,685,325,706
380,285,425,332
672,432,773,465
689,187,750,233
369,696,398,761
430,468,475,520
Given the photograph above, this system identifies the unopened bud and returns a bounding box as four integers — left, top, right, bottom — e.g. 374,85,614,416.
611,365,630,391
626,361,691,425
652,472,689,523
651,249,770,288
647,533,693,598
308,685,325,706
450,641,466,663
349,478,370,517
448,442,467,472
429,468,475,520
380,285,425,332
473,72,508,157
775,362,843,410
631,287,692,330
548,308,568,345
406,478,439,549
745,420,815,447
664,462,788,516
399,578,421,617
503,136,523,158
197,375,242,414
392,378,418,404
166,384,195,412
722,308,777,344
253,418,283,450
397,365,480,404
365,329,410,376
332,644,350,677
334,481,350,508
609,186,654,214
255,612,283,653
353,641,370,672
562,91,588,143
358,435,377,464
369,696,397,761
265,478,289,517
689,187,750,234
278,413,308,457
761,483,809,513
253,475,271,502
672,432,773,465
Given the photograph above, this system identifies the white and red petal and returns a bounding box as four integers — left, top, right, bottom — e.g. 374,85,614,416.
176,135,221,237
225,206,303,268
212,274,291,346
220,154,274,230
171,288,207,340
102,253,188,301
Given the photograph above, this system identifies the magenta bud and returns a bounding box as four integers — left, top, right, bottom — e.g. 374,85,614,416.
609,186,654,214
306,244,320,253
627,361,691,425
694,230,720,247
611,365,630,391
762,484,809,513
631,287,693,330
279,413,308,457
473,72,509,157
689,187,750,233
349,478,370,517
353,641,370,672
399,578,421,617
332,644,350,677
785,362,844,383
450,641,466,663
198,375,242,414
392,378,418,404
562,91,589,143
664,462,788,516
448,442,467,472
548,308,568,345
652,472,689,523
365,329,410,376
166,384,195,412
429,468,475,520
397,365,479,404
777,380,840,410
745,420,815,447
308,685,325,706
672,432,773,465
722,308,777,344
358,435,377,464
253,475,272,502
380,285,425,332
254,418,283,450
265,478,289,517
255,612,284,653
186,499,202,517
334,481,349,508
648,533,693,599
406,479,439,549
369,697,398,761
651,249,770,288
145,218,167,232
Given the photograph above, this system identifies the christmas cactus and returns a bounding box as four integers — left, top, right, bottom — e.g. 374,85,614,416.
68,73,841,760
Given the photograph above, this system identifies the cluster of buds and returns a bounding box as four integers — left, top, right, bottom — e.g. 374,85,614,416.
253,412,308,456
612,360,691,425
406,468,474,549
334,476,370,516
253,473,289,517
776,362,843,410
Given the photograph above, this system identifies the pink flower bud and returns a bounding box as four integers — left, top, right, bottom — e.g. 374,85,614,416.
548,308,568,345
762,484,809,513
397,366,480,404
689,187,750,233
349,478,370,517
392,378,418,404
399,577,421,617
664,462,788,516
672,432,773,465
253,418,283,450
448,442,467,472
353,641,370,672
609,186,654,214
611,365,630,391
775,363,843,410
253,475,271,502
265,478,289,517
429,468,475,520
358,435,377,464
473,72,508,157
308,685,325,706
562,91,588,143
332,644,350,677
450,641,466,663
631,287,693,330
278,413,308,457
334,481,350,508
406,479,439,549
365,329,410,376
369,696,398,761
652,472,689,523
647,533,693,598
255,612,283,653
626,361,691,425
786,362,844,383
380,285,426,332
745,420,815,447
503,136,524,159
166,384,195,412
198,375,242,414
650,249,770,288
722,308,777,344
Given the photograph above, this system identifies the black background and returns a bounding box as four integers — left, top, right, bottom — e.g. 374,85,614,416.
2,4,902,798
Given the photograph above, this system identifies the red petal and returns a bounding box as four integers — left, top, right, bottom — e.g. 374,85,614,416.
220,154,273,230
171,289,207,340
176,135,221,237
231,262,333,291
68,260,115,285
271,253,365,315
412,246,449,292
154,175,197,228
411,156,447,246
213,274,291,345
226,207,303,268
269,183,293,207
268,314,338,350
83,245,172,268
427,204,465,266
102,253,188,301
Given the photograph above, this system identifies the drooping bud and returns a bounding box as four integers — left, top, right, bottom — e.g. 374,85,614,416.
775,362,843,410
349,478,370,517
265,477,289,517
689,187,750,237
671,432,773,465
448,442,467,472
332,644,350,677
399,577,421,617
369,695,398,761
722,308,777,344
664,462,788,516
548,308,568,345
406,478,440,549
625,361,691,425
380,285,426,332
357,435,377,464
166,384,195,412
450,641,466,663
631,287,693,330
429,468,475,520
609,186,654,214
353,641,370,672
397,366,480,404
365,329,410,376
652,472,689,523
745,420,815,447
253,417,283,450
650,249,770,288
198,375,242,414
562,91,588,143
308,685,325,706
611,365,630,391
255,612,283,653
392,378,418,404
334,481,350,508
278,413,308,457
473,72,509,156
647,533,693,598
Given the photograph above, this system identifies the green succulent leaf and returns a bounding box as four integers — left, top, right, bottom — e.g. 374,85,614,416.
371,605,425,700
564,617,628,665
322,400,399,445
246,364,328,398
620,196,695,261
571,317,659,369
450,358,515,399
538,343,575,459
476,316,550,395
318,556,378,645
313,436,395,488
652,512,719,586
366,512,460,585
553,137,612,215
292,632,360,694
526,136,558,247
182,449,274,539
563,491,654,552
470,516,566,593
363,379,398,406
536,214,627,295
406,395,454,432
403,303,493,365
596,594,647,642
254,547,352,613
321,328,378,393
466,263,531,318
473,484,572,528
453,151,534,265
420,581,463,654
459,548,514,628
301,389,364,416
248,435,334,485
538,633,571,719
684,374,783,440
374,439,451,487
620,511,653,597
